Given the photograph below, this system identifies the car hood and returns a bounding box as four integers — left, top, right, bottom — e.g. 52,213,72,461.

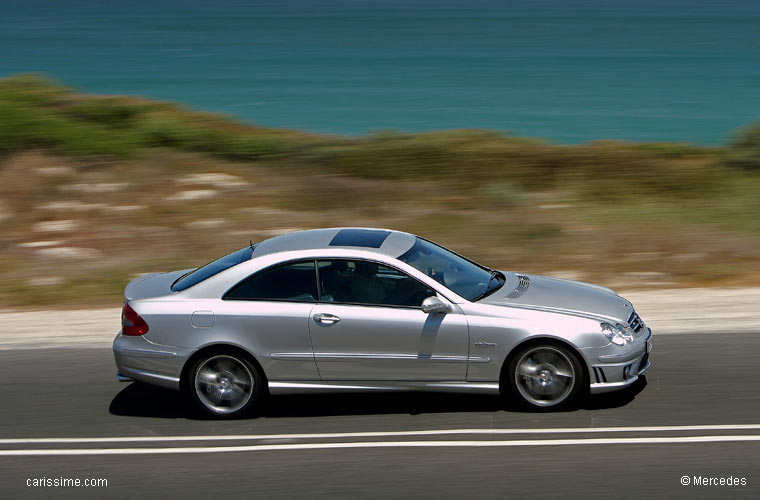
480,272,633,322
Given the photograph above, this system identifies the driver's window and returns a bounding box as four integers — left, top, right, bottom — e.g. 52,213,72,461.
317,259,435,307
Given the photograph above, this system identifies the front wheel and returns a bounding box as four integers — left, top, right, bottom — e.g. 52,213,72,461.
504,344,585,411
185,350,265,418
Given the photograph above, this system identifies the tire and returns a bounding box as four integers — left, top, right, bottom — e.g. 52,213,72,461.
184,349,265,418
504,343,585,411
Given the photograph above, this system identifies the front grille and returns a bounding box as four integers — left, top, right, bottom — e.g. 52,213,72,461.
506,274,530,299
628,310,645,334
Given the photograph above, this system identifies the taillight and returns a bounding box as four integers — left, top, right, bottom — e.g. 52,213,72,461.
122,303,149,336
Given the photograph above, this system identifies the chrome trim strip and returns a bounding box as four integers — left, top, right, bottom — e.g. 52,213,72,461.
313,353,470,363
467,356,492,363
115,347,178,359
270,353,315,361
115,371,134,382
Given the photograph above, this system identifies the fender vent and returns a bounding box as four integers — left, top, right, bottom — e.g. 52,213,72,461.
593,366,607,383
506,274,530,299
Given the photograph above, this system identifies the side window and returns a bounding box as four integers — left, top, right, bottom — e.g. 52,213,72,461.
225,260,317,302
317,259,435,307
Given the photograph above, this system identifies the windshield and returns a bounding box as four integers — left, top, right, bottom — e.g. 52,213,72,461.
397,238,505,301
171,246,254,292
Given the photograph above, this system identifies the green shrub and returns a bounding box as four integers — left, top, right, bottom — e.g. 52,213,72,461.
59,98,163,128
0,100,138,156
0,74,67,107
725,121,760,170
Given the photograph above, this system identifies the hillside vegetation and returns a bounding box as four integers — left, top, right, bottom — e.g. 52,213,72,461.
1,74,759,308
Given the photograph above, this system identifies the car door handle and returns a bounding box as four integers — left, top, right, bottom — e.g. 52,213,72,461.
313,313,340,325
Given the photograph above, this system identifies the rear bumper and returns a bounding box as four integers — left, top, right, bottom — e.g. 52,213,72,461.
113,332,193,391
589,329,652,395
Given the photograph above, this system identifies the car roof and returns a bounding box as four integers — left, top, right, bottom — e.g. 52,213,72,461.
253,227,417,259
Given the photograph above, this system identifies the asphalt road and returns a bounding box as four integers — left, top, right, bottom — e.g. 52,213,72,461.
1,333,759,499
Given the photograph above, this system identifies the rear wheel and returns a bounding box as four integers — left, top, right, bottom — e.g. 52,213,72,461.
185,350,265,418
504,343,585,411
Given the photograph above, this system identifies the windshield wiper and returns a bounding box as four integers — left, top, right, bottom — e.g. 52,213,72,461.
471,270,505,302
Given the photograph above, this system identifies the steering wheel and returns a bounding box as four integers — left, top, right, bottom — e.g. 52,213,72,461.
425,267,446,285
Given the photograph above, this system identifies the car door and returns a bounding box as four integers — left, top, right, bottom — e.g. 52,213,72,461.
309,259,469,381
219,259,321,381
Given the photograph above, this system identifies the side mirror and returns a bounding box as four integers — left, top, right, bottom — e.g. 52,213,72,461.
421,296,451,314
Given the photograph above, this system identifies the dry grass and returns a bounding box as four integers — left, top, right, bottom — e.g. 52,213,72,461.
1,147,759,309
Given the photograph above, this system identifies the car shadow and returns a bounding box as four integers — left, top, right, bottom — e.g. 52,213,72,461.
109,382,190,419
109,376,648,419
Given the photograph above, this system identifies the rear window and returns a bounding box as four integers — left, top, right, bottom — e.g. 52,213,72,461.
171,246,254,292
225,260,317,302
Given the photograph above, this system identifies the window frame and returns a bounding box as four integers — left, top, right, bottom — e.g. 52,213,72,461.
221,256,452,309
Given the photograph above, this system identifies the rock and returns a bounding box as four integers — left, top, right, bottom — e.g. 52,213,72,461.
40,201,107,212
177,173,250,189
26,277,65,286
18,241,64,248
536,204,572,210
105,205,146,213
36,247,102,259
165,190,218,202
672,252,706,261
35,166,76,176
33,220,80,232
60,182,129,193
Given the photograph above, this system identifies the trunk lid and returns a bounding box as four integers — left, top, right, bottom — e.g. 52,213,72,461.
124,270,189,300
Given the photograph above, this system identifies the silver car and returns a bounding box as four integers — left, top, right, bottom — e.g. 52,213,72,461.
113,228,652,417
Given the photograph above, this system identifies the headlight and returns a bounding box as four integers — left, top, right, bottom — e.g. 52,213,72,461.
601,322,632,346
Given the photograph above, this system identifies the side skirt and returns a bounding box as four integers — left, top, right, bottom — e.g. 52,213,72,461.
267,380,500,395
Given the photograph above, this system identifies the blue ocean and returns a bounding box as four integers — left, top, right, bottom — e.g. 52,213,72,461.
1,0,759,144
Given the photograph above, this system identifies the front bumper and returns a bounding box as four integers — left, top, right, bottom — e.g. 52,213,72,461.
589,328,652,395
